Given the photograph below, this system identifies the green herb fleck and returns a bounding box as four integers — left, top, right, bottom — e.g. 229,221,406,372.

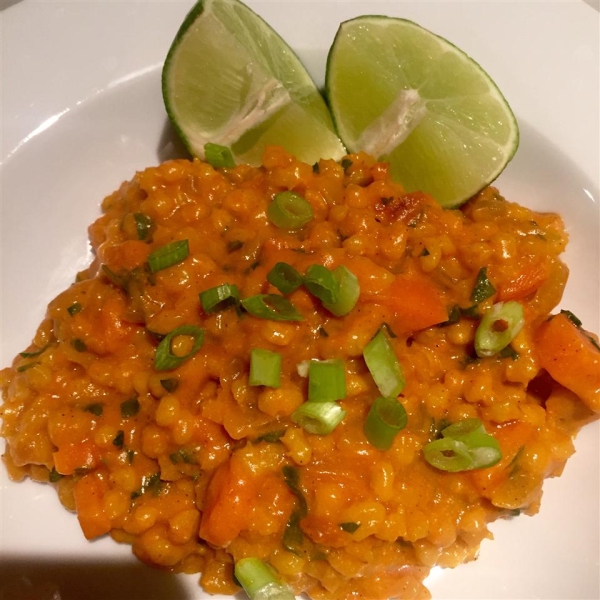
71,338,87,352
340,522,360,533
113,430,125,449
84,403,103,417
120,397,140,418
67,302,83,316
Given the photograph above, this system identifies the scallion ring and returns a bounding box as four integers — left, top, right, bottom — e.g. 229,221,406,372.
363,328,405,398
364,397,408,450
241,294,303,322
291,401,346,435
470,267,496,304
425,418,502,471
199,283,240,314
249,348,282,388
267,262,304,295
267,191,313,230
423,437,474,472
308,359,346,402
474,300,524,357
148,239,189,273
304,264,339,305
154,325,204,371
204,142,235,168
322,265,360,316
234,558,295,600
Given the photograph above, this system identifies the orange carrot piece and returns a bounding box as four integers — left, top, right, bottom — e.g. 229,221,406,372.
369,274,448,333
535,312,600,412
73,473,111,540
100,240,151,271
498,261,549,301
199,455,257,548
53,440,99,475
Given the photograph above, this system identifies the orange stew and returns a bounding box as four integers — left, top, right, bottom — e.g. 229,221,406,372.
1,147,598,599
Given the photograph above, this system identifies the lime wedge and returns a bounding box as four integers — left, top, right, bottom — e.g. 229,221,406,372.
162,0,345,165
326,17,519,207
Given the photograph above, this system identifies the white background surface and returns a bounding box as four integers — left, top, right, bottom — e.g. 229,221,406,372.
1,1,599,599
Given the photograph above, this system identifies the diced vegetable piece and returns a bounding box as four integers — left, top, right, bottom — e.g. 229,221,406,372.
308,359,346,402
200,283,240,313
267,262,304,295
375,274,448,333
249,348,282,388
267,191,313,230
474,301,524,358
363,329,405,398
322,266,360,317
148,239,189,272
535,312,600,412
291,401,346,435
154,325,204,371
234,557,295,600
204,142,235,168
364,396,407,450
241,294,303,321
73,473,111,540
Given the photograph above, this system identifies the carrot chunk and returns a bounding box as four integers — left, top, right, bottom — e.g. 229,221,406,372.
535,312,600,412
498,261,549,301
372,274,448,333
199,455,257,547
73,473,111,539
53,440,99,475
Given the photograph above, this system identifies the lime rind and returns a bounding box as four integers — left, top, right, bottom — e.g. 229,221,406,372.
162,0,345,165
325,16,519,207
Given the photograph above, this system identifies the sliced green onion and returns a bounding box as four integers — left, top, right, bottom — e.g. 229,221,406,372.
425,418,502,472
84,403,103,417
160,378,179,393
322,265,360,317
308,359,346,402
267,262,304,295
71,339,87,352
441,418,485,439
200,283,240,314
241,294,303,322
363,329,405,398
20,343,50,358
154,325,204,371
459,431,502,469
227,240,244,253
234,558,295,600
475,300,524,357
67,302,83,316
134,213,154,241
112,430,125,449
204,142,235,168
120,397,140,418
470,267,496,304
267,191,313,230
304,264,339,304
364,396,408,450
249,348,282,388
291,401,346,435
423,438,474,472
148,239,189,273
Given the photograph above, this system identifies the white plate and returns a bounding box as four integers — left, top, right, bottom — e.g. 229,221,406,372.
1,1,598,599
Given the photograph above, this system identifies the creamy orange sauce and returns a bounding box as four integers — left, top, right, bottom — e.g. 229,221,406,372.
1,148,598,599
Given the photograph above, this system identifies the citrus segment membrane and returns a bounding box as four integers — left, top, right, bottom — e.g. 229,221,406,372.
326,16,519,207
162,0,345,165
